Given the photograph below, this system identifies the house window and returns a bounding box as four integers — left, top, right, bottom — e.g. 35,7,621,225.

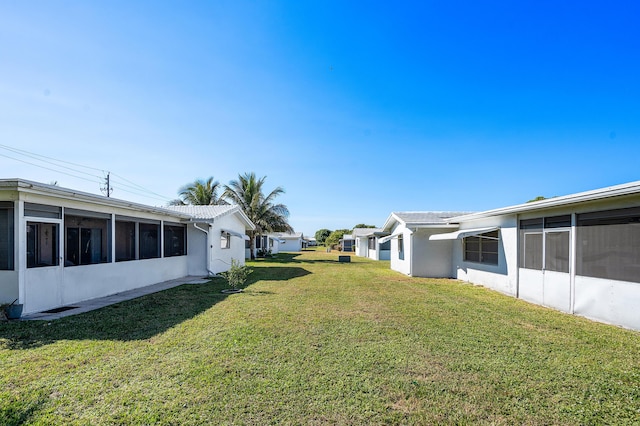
139,222,160,259
24,203,61,219
115,221,136,262
221,231,230,249
368,237,376,250
255,236,262,249
398,234,404,260
164,224,186,257
464,230,499,265
0,202,14,270
577,207,640,283
519,216,570,273
65,214,110,266
27,222,59,268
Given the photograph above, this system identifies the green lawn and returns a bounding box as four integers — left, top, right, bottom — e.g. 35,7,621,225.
1,250,639,425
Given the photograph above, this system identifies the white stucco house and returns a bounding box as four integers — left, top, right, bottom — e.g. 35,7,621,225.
274,232,304,252
384,181,640,331
0,179,255,316
380,212,471,277
165,205,254,275
353,228,391,260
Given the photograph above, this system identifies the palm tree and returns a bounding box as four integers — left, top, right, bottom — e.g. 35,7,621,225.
223,172,293,259
172,177,225,206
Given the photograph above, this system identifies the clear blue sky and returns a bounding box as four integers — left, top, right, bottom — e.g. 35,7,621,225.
2,1,640,236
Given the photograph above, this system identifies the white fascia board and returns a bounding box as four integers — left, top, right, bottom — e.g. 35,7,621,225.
3,179,192,220
429,226,500,241
448,180,640,223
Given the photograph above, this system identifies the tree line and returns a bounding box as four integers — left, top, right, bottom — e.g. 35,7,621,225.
315,224,376,248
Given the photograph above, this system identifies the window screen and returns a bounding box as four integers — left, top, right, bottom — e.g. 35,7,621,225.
577,207,640,283
27,222,59,268
116,221,136,261
139,223,160,259
164,224,186,256
519,216,569,272
464,230,499,265
0,204,14,270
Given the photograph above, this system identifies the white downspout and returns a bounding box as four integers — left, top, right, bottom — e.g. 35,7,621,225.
192,222,215,277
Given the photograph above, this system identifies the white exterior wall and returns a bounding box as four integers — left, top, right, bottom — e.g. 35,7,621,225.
279,237,301,252
452,215,518,296
574,276,640,330
209,213,248,274
411,229,455,278
187,224,208,276
389,224,412,275
13,191,192,315
355,237,368,257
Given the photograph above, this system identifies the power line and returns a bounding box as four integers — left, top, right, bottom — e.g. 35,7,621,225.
0,143,176,204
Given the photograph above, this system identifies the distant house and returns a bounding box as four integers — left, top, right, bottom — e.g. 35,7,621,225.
352,228,391,260
0,179,255,316
340,234,355,252
251,234,284,258
275,232,305,252
385,181,640,331
380,212,471,277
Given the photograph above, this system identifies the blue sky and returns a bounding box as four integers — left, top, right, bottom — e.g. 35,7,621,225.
2,1,640,236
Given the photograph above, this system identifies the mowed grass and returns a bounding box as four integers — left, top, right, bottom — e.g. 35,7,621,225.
1,250,639,425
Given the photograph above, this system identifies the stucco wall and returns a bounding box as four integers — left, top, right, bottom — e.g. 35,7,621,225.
389,224,412,275
411,229,454,278
452,215,518,297
209,213,249,274
279,238,301,252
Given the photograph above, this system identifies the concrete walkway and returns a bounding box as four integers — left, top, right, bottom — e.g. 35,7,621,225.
20,276,211,321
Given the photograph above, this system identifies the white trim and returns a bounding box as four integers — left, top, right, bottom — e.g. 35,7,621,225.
429,226,500,241
221,228,250,240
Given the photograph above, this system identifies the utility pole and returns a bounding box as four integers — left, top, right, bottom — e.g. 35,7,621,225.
101,172,113,197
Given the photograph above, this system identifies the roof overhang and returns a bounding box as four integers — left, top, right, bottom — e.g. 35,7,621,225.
378,228,412,244
429,226,500,241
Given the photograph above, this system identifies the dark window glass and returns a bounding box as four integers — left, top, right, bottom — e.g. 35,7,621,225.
520,218,569,271
65,215,110,266
139,223,160,259
368,237,376,250
220,231,230,250
115,221,136,261
464,231,499,265
164,224,186,257
398,235,404,260
0,205,14,270
27,222,59,268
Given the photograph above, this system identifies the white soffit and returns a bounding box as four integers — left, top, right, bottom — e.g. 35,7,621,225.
429,226,500,241
222,228,250,240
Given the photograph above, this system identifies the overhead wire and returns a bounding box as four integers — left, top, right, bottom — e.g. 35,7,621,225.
0,143,176,204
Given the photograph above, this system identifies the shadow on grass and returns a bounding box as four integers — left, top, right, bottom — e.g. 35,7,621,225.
0,266,310,349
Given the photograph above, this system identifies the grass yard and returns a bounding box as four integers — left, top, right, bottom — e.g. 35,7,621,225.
1,250,639,425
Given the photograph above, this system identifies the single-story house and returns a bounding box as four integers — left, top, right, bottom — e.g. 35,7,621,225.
165,205,254,275
380,212,471,277
353,228,391,260
385,181,640,331
274,232,305,252
340,234,355,252
250,234,284,258
0,179,254,316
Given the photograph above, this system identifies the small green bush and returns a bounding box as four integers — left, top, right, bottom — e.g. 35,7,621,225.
220,259,253,289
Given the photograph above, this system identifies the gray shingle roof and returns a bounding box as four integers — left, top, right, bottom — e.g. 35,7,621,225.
393,211,474,225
